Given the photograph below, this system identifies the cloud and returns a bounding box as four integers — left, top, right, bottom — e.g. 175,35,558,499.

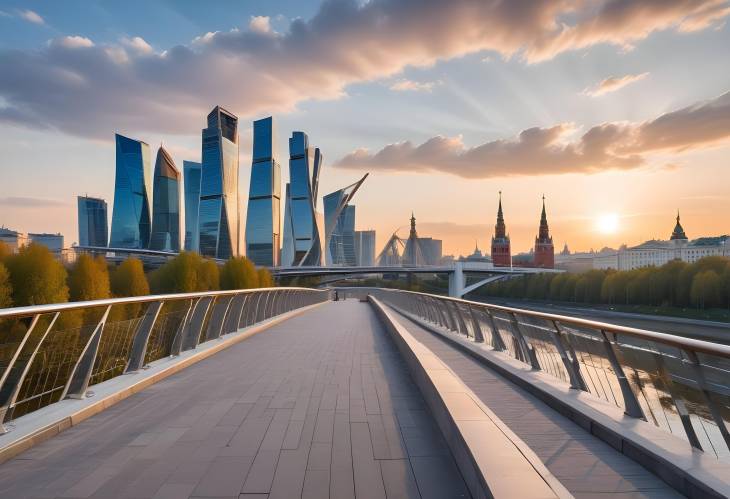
335,91,730,178
389,79,441,92
583,72,649,97
53,36,95,49
0,0,728,138
0,196,66,207
18,9,44,25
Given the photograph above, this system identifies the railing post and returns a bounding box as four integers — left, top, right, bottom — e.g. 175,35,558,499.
62,305,112,399
467,306,485,343
450,301,470,337
653,353,703,450
434,298,449,328
0,313,57,432
237,294,253,328
205,296,234,341
223,293,246,334
125,301,164,373
170,299,195,356
509,312,541,371
181,296,213,352
441,300,458,332
600,330,645,419
683,349,730,451
484,309,506,351
551,321,587,391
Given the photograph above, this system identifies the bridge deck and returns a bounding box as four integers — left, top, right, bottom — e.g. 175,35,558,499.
388,308,684,499
0,300,469,499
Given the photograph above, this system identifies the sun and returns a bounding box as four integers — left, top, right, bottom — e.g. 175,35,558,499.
596,213,619,234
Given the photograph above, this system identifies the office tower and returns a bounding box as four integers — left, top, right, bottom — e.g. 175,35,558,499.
183,161,202,252
491,191,511,266
354,230,376,266
28,233,64,253
323,174,368,266
77,196,108,247
534,196,555,268
150,147,181,252
198,106,240,259
245,117,281,266
281,132,324,266
110,134,152,249
417,237,442,265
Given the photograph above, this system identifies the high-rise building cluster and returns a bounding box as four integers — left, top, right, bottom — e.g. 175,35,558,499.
76,106,371,267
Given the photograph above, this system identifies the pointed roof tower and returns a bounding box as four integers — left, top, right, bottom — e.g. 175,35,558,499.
538,195,550,241
670,211,688,240
494,191,507,239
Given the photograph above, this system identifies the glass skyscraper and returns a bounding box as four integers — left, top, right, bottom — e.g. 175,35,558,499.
77,195,108,247
150,146,181,252
323,174,368,266
198,106,240,259
281,132,324,266
110,133,152,249
183,161,202,252
354,230,376,266
245,117,281,267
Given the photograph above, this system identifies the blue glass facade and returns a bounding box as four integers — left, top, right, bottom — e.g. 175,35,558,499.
323,174,368,266
183,161,201,252
77,196,108,247
354,230,376,266
110,134,152,249
281,132,324,266
150,147,181,252
198,106,239,259
245,117,281,267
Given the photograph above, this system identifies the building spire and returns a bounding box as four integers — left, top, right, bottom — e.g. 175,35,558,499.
670,210,688,240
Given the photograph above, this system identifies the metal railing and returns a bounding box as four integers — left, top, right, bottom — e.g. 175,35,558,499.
0,287,330,432
370,288,730,459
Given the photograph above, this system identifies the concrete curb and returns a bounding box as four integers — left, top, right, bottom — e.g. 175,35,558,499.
388,304,730,499
0,301,326,465
368,295,573,499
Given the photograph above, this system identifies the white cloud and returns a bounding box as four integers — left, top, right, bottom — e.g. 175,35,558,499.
583,72,649,97
249,16,272,34
54,36,95,49
389,79,441,93
121,36,153,54
18,9,44,25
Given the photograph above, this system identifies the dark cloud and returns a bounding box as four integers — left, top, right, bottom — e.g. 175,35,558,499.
0,0,727,138
335,92,730,178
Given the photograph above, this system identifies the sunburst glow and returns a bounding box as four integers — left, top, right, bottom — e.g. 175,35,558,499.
596,213,619,234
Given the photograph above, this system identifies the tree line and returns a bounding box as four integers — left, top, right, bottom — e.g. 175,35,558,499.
479,256,730,310
0,241,274,309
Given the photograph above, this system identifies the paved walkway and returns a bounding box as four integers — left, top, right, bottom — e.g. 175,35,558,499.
390,310,684,499
0,300,469,499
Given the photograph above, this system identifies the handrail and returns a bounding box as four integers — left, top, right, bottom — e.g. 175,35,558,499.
369,288,730,459
391,289,730,357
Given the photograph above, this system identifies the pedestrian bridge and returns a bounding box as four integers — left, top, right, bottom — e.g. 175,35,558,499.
0,288,728,498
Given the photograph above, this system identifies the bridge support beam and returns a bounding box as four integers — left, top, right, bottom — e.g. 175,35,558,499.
448,262,465,298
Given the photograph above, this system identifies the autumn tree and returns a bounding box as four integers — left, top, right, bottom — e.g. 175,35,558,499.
149,252,220,293
220,257,259,290
691,270,722,309
68,254,111,302
110,258,149,297
4,243,68,306
0,262,12,308
257,268,274,288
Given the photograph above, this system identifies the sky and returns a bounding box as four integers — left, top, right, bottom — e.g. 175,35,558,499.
0,0,729,257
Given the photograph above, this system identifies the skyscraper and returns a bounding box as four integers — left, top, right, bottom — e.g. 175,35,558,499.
198,106,240,259
77,195,108,247
323,174,368,266
491,191,511,266
245,117,281,266
534,196,555,268
183,161,202,252
281,132,324,266
354,230,376,266
150,146,181,252
110,133,152,249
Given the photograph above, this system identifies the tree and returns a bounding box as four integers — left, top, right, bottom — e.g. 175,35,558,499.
0,262,12,308
198,259,220,291
691,270,722,309
149,252,220,293
722,263,730,309
4,243,68,306
0,241,11,262
257,268,274,288
110,258,149,297
220,257,258,290
68,254,111,302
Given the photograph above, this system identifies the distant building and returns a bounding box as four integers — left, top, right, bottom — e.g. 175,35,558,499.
0,227,27,252
354,230,376,266
110,133,153,249
594,213,730,271
533,196,554,268
199,106,240,259
461,243,491,263
77,196,108,247
323,175,368,266
281,131,324,266
490,192,511,266
245,116,282,267
403,213,426,266
28,233,64,253
183,161,202,252
418,237,443,266
150,147,181,252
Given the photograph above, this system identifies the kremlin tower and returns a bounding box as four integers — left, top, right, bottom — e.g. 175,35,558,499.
490,192,511,267
533,196,554,268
